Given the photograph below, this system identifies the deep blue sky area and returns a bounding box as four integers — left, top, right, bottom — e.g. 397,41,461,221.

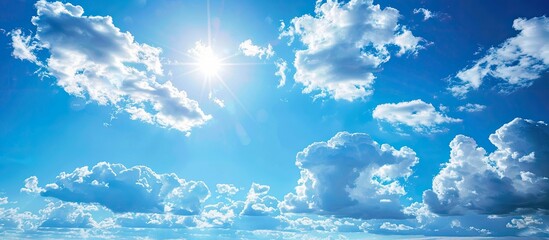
0,0,548,238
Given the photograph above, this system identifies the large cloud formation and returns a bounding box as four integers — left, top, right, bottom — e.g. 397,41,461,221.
280,0,424,101
424,118,549,215
450,16,549,97
373,99,462,134
41,162,210,215
279,132,418,219
10,0,210,133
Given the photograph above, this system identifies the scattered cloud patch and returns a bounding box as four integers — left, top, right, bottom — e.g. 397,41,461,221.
457,103,486,112
280,0,424,101
450,16,549,97
39,162,210,215
506,216,543,229
379,222,413,231
413,8,434,21
279,132,418,219
10,0,211,133
424,118,549,215
9,29,42,65
216,184,239,196
373,99,462,133
39,201,100,228
274,58,288,88
239,39,274,59
115,212,196,229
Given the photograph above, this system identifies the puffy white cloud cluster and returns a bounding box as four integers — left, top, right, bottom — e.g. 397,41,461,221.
239,39,274,59
373,99,462,133
506,216,543,229
241,183,279,216
20,176,43,194
424,118,549,215
279,132,418,219
39,201,100,228
10,0,210,133
450,16,549,97
280,0,424,101
0,197,39,230
40,162,210,215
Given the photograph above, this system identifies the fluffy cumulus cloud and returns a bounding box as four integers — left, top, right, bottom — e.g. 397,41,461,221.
280,0,424,101
239,39,274,59
10,0,210,133
39,162,210,215
240,183,279,216
457,103,486,112
279,132,419,219
0,197,39,230
39,202,100,228
450,16,549,97
424,118,549,215
20,176,44,194
373,99,462,133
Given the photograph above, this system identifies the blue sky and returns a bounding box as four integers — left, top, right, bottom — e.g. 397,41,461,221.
1,0,549,238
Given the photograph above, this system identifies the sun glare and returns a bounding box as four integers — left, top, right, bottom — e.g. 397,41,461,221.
188,42,222,77
197,49,221,76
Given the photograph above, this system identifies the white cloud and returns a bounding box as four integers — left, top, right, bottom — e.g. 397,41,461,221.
379,222,413,231
10,0,210,133
20,176,44,194
39,201,99,228
413,8,434,21
280,0,424,101
115,212,196,228
373,99,462,133
457,103,486,112
274,58,288,88
239,39,274,59
282,215,360,232
212,98,225,108
506,216,543,229
279,132,418,219
450,16,549,97
424,118,549,215
468,226,492,235
216,184,239,196
0,206,39,230
240,183,279,216
200,202,238,228
40,162,210,215
9,29,42,65
208,92,225,108
403,202,436,224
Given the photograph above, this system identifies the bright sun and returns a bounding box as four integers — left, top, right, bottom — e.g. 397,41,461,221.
197,50,221,76
189,42,222,77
